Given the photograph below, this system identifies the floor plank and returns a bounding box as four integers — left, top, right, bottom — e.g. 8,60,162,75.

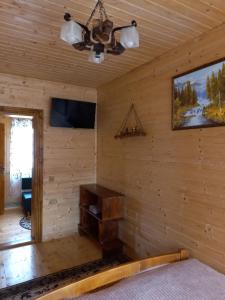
0,207,31,248
0,234,101,288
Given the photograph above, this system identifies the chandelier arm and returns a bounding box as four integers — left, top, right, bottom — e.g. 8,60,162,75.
72,43,91,51
75,21,92,44
75,22,90,34
107,42,125,55
112,20,138,35
107,50,123,55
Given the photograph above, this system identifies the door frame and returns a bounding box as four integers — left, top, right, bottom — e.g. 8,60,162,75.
0,122,5,215
0,106,43,244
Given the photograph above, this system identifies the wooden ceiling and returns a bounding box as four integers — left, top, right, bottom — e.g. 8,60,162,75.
1,0,225,87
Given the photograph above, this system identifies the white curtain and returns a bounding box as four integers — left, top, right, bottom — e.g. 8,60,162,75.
9,118,33,202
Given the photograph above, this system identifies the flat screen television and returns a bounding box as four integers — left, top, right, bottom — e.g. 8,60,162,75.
50,98,96,129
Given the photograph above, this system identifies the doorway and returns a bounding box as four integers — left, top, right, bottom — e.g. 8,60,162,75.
0,106,43,249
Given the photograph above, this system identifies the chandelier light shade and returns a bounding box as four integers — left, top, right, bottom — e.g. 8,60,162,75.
60,20,83,44
89,51,105,64
120,26,140,49
60,0,140,64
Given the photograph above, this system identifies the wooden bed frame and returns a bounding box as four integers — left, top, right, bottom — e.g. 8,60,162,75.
38,249,189,300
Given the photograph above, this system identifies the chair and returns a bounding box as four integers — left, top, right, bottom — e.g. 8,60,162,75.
21,177,32,216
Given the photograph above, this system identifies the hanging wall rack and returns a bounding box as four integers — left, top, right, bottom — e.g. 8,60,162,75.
114,103,146,139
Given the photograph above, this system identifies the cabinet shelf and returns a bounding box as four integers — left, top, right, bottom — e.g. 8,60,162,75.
80,206,102,221
79,184,125,257
80,205,124,222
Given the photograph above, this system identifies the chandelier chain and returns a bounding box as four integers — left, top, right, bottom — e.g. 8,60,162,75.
86,0,108,28
99,3,104,23
85,1,99,27
99,0,108,20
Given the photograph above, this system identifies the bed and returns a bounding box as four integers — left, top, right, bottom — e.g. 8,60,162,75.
37,249,225,300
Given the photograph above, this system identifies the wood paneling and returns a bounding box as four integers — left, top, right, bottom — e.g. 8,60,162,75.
97,21,225,274
0,73,97,241
1,1,225,87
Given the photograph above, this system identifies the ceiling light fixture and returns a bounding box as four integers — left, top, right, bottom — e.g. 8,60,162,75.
60,0,139,64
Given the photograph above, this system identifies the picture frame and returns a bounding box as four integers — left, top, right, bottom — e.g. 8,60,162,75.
172,57,225,130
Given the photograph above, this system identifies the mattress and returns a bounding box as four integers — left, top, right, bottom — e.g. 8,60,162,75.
74,259,225,300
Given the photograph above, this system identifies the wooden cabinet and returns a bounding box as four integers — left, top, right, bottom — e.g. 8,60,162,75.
79,184,124,257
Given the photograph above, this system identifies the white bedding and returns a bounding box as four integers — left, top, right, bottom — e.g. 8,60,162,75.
74,259,225,300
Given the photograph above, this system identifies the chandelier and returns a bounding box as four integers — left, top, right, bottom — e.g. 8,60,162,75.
60,0,139,64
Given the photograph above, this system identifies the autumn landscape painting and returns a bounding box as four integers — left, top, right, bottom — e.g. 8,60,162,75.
172,60,225,129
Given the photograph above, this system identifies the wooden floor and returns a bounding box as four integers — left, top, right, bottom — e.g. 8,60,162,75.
0,234,102,289
0,207,31,248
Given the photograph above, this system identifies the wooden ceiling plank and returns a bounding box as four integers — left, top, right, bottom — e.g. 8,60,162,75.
200,0,225,14
176,0,225,22
0,29,151,67
0,1,186,47
116,0,210,31
0,56,113,80
0,22,175,55
0,35,153,73
1,0,174,38
45,0,200,38
0,18,173,58
144,0,222,28
0,67,99,87
71,0,202,37
2,0,212,63
0,58,130,87
0,43,146,76
51,1,186,43
62,0,202,41
0,9,180,51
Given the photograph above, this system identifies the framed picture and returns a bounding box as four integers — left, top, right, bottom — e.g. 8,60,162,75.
172,58,225,130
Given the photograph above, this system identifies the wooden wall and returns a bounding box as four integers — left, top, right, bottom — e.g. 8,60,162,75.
97,23,225,273
0,73,97,241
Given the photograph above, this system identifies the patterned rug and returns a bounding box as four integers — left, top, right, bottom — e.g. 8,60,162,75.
0,255,130,300
19,217,31,230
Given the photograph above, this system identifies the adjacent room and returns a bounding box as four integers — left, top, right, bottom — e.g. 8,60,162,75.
0,1,225,299
0,114,33,247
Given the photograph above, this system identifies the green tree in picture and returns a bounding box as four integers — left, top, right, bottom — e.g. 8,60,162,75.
174,81,198,109
204,63,225,123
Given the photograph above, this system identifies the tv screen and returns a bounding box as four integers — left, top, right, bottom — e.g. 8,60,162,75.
50,98,96,129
